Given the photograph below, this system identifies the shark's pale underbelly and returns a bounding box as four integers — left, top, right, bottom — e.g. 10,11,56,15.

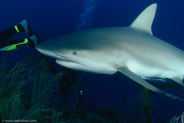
126,59,183,80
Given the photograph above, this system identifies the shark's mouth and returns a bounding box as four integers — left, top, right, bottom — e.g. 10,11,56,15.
56,59,86,71
54,53,86,66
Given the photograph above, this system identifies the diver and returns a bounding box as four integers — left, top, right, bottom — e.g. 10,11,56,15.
0,20,83,111
76,88,84,112
0,20,41,51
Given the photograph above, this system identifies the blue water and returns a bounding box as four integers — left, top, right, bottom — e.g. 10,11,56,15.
1,0,184,122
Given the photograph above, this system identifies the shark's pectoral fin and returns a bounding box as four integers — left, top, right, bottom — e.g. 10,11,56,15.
118,67,184,101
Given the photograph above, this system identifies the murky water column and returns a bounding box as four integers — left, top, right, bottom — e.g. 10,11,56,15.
76,0,98,31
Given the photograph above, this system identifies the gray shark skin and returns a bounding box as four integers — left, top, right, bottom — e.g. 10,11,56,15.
36,3,184,101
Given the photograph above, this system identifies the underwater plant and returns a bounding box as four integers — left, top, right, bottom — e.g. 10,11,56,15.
0,54,64,122
142,87,152,123
126,86,154,123
0,54,156,122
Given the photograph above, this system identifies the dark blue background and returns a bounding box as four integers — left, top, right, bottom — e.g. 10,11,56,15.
1,0,184,121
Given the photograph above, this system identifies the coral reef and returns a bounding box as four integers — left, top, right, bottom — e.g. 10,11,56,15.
0,54,156,122
142,87,152,123
0,55,128,122
0,55,63,122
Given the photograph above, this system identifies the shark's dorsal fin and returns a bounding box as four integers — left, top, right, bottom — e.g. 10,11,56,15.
130,3,157,35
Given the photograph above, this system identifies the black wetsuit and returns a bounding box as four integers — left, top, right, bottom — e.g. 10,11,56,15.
0,24,38,50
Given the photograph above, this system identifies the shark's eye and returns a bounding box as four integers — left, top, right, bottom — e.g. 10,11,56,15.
73,50,77,55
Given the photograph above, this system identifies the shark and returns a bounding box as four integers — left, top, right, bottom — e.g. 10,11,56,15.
36,3,184,101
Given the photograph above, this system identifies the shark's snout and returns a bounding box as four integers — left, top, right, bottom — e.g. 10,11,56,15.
36,45,69,62
36,46,49,56
36,46,57,58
